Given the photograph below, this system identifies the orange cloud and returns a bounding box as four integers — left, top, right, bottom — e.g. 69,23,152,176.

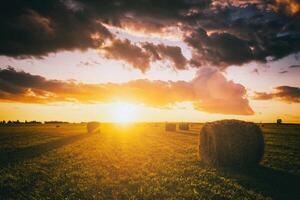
0,67,253,115
275,0,300,15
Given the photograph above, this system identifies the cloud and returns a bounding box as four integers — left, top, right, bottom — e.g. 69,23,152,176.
0,67,253,115
0,0,206,58
190,67,254,115
279,70,288,73
289,64,300,68
142,43,188,70
275,0,300,15
211,0,300,16
0,0,299,71
100,39,188,72
251,68,260,75
185,30,253,67
183,3,300,68
76,60,102,67
254,86,300,103
100,39,151,72
0,1,113,57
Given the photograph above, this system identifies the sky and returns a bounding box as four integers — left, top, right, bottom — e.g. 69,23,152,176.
0,0,299,123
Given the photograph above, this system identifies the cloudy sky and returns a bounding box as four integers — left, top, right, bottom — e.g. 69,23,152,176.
0,0,299,122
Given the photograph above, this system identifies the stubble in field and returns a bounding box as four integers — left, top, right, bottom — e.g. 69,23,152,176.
0,123,299,199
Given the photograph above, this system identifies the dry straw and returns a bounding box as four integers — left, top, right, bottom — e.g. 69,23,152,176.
165,123,176,132
87,122,101,133
179,123,189,131
199,120,264,168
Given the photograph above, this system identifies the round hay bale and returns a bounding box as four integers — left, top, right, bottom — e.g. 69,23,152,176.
179,123,189,131
87,122,101,133
277,119,282,126
199,120,264,168
165,123,176,132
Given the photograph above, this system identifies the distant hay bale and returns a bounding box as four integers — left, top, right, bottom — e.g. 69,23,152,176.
199,120,264,168
87,122,101,133
277,119,282,126
179,123,189,131
165,123,176,132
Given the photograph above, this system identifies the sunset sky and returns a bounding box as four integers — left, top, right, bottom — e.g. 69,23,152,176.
0,0,299,123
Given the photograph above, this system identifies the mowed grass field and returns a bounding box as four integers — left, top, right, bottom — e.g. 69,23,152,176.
0,123,299,199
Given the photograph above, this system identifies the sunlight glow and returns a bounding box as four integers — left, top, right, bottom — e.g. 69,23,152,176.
111,102,139,123
102,23,183,41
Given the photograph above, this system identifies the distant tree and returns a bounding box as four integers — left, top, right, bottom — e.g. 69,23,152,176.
27,120,42,124
45,121,69,124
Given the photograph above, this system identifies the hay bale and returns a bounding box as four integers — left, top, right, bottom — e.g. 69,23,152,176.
179,123,189,131
87,122,101,133
165,123,176,132
277,119,282,126
199,120,264,168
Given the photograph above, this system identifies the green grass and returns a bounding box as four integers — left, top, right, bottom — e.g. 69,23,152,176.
0,123,299,199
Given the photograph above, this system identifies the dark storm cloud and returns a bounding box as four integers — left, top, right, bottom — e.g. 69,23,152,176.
0,1,115,57
100,39,188,72
101,39,152,72
183,2,300,68
254,86,300,103
145,43,188,70
0,0,210,57
184,29,253,67
0,67,253,115
0,0,299,69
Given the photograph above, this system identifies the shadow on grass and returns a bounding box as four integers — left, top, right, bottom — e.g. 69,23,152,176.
217,164,300,199
0,134,90,167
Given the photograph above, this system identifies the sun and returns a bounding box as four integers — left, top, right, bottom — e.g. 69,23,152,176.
111,102,138,123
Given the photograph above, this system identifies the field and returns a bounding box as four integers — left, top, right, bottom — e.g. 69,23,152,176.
0,123,299,199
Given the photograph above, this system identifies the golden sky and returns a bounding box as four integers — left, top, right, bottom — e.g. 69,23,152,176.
0,0,299,123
